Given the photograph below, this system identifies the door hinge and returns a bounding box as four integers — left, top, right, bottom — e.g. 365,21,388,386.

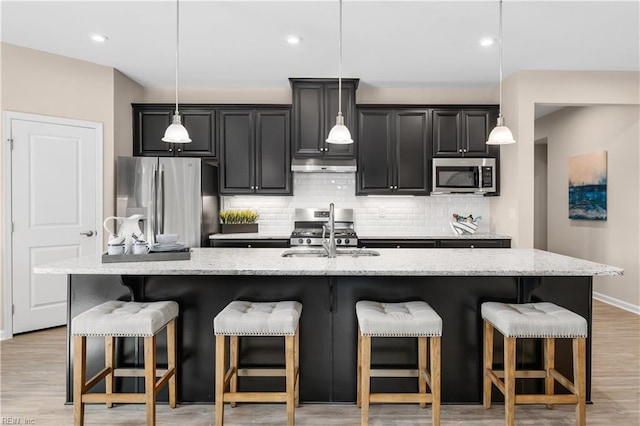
7,138,14,150
11,222,14,233
12,304,15,315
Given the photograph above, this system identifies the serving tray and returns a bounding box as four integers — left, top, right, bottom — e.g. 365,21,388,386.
101,249,190,263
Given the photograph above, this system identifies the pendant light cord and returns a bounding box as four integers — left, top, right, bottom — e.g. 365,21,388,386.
175,0,180,115
338,0,343,116
498,0,503,118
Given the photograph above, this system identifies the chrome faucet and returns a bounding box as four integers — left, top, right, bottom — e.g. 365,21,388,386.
322,203,337,258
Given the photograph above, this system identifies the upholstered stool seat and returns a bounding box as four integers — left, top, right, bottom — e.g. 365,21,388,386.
214,301,302,426
482,301,588,426
72,300,178,426
356,301,442,426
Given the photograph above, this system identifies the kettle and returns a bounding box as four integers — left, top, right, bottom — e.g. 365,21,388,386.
103,214,144,254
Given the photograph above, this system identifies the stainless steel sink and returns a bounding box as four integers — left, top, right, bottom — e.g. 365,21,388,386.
281,248,381,258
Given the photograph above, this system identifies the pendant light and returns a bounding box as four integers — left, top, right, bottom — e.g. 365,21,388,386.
486,0,515,145
162,0,191,143
326,0,353,144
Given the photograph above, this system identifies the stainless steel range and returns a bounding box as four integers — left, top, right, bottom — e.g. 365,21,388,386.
290,208,357,247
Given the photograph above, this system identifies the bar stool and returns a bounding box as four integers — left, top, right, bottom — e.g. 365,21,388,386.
356,300,442,426
71,300,178,426
482,301,588,426
214,300,302,426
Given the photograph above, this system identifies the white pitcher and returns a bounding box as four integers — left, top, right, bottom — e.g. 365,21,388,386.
103,214,144,254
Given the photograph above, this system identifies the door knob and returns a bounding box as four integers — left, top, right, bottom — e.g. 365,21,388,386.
80,230,94,237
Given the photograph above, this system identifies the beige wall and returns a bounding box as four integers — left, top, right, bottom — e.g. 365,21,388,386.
491,71,640,249
142,85,495,105
535,105,639,310
0,43,142,334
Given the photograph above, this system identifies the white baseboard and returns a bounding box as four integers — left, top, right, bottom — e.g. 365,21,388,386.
593,292,640,315
0,329,12,341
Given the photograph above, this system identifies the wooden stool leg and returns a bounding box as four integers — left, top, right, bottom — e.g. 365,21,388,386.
504,336,516,426
294,326,300,408
167,319,177,408
144,335,157,426
73,336,86,426
418,337,427,409
215,335,226,426
360,335,371,426
229,336,239,408
483,320,494,410
285,334,296,426
574,338,586,426
356,327,362,408
545,337,555,409
430,336,441,426
105,336,115,408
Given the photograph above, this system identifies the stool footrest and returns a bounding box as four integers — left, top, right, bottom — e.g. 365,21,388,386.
82,393,146,404
237,368,287,377
369,393,433,404
370,368,418,378
155,368,176,395
490,368,576,393
494,370,547,379
516,394,579,405
114,368,169,377
223,392,288,403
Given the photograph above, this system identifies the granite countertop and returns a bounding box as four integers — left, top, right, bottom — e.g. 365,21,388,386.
35,248,623,277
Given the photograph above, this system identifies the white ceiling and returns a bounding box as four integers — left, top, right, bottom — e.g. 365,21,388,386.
2,0,639,89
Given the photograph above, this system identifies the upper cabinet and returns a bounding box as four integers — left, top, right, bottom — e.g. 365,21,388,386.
219,107,291,195
133,104,216,158
431,107,499,158
289,78,359,158
357,108,429,195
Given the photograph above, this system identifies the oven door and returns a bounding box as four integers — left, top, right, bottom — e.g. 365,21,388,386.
433,165,480,192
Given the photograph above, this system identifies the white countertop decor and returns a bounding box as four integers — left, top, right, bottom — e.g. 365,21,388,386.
35,248,623,277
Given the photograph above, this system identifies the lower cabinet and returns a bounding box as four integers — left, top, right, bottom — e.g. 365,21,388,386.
359,239,511,248
219,108,291,195
210,239,290,248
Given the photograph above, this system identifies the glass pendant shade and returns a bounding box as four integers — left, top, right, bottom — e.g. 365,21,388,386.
486,0,516,146
164,0,191,144
486,115,515,145
162,114,191,143
326,114,353,144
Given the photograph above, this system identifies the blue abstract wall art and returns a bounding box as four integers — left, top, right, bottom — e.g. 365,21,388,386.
568,150,607,221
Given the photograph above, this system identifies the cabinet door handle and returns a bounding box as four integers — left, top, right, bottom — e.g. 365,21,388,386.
177,147,182,152
169,146,173,152
470,244,475,248
463,149,467,153
458,149,462,153
389,186,393,189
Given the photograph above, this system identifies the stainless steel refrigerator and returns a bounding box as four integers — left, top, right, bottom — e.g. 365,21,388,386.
116,157,219,247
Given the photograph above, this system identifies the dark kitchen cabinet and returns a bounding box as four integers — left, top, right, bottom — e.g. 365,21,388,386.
431,107,499,158
358,238,511,248
357,108,429,195
211,239,290,248
290,78,359,158
133,104,216,157
219,107,291,195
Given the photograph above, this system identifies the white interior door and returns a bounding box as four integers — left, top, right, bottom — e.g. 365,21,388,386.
9,116,101,334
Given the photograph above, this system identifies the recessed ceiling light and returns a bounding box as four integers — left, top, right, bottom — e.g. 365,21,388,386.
286,35,303,45
480,37,495,47
90,34,108,43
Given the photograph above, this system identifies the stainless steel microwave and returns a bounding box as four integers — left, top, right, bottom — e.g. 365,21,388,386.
432,158,496,194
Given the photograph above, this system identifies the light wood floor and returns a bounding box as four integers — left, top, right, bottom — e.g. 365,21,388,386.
1,299,638,425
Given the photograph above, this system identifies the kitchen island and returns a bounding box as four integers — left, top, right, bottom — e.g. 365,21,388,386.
36,248,622,404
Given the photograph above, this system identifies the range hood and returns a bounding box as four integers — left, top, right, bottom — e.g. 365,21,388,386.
291,158,357,173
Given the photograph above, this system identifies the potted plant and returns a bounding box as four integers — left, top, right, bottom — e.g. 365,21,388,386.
219,209,259,234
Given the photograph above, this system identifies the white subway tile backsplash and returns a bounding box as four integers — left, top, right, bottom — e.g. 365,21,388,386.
221,173,490,236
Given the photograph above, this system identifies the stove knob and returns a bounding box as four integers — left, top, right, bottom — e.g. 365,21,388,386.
345,238,350,245
337,238,342,245
298,238,303,244
306,238,311,244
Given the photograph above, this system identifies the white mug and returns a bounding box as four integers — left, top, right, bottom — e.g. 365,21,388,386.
107,244,125,255
132,242,150,255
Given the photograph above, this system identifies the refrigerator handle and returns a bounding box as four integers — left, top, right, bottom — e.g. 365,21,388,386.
152,165,158,240
159,165,165,234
